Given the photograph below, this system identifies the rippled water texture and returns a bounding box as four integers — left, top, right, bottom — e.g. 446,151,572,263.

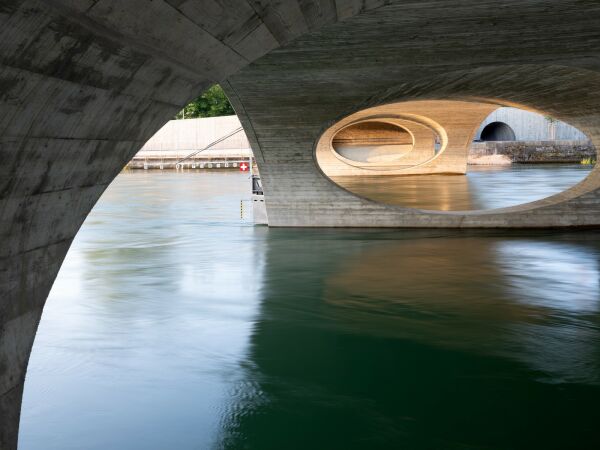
20,170,600,450
333,164,593,210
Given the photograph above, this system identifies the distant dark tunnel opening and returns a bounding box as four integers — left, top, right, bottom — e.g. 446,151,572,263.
480,122,516,141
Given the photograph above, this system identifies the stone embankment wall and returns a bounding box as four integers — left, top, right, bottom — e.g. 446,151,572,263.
469,140,595,164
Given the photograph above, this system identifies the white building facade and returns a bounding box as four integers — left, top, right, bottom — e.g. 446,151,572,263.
475,107,588,141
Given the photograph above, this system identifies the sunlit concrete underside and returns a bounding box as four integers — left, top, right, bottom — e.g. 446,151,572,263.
331,121,419,165
316,100,497,175
3,1,600,448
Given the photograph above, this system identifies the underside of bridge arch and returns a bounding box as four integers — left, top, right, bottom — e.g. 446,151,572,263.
3,1,600,448
226,65,600,226
315,100,497,176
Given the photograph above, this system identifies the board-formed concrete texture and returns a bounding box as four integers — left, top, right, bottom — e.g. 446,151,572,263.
3,1,600,448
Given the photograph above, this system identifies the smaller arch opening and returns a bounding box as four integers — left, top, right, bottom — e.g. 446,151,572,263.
480,121,516,141
332,121,413,163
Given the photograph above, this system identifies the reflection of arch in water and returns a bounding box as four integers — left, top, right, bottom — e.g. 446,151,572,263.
479,121,516,141
332,172,477,211
321,235,600,383
219,230,600,449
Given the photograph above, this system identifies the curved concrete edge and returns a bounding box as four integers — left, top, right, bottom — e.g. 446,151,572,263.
4,2,600,448
1,2,396,447
317,100,498,176
0,239,71,449
325,117,436,171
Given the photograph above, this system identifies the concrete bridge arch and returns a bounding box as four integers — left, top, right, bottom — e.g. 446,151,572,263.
3,2,600,448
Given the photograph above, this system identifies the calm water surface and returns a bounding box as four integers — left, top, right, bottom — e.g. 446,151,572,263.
334,164,593,210
20,170,600,450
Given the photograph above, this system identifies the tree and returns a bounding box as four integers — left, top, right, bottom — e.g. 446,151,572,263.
174,84,235,119
545,115,557,140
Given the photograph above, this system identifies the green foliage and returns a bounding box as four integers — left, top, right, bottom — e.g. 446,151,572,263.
581,157,596,165
175,84,235,119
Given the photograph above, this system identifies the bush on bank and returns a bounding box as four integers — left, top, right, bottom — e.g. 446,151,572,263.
175,84,235,119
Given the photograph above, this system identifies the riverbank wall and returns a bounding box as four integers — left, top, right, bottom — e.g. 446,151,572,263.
127,115,252,169
469,140,595,164
126,151,253,169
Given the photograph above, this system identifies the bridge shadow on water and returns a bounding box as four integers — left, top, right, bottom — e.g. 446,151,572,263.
219,229,600,450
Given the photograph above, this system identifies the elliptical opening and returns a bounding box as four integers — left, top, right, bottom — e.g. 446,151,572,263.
332,121,413,163
317,100,596,211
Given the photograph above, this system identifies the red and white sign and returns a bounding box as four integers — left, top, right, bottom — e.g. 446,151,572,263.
239,162,249,172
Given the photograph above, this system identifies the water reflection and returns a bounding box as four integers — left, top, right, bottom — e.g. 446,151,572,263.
20,172,265,450
333,164,592,210
496,241,600,384
20,172,600,450
221,230,600,450
495,241,600,314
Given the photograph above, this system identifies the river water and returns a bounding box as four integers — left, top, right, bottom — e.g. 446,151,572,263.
334,164,594,210
19,169,600,450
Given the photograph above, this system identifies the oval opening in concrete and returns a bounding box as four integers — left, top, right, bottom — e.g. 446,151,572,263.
332,121,414,163
318,101,596,212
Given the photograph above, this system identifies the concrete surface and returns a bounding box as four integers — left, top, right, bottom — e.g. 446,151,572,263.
332,121,416,163
3,1,600,448
316,100,496,175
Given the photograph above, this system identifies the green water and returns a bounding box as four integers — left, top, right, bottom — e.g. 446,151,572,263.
19,170,600,450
